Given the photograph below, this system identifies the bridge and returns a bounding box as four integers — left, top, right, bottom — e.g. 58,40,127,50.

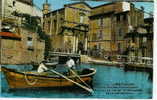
48,52,80,57
48,52,81,64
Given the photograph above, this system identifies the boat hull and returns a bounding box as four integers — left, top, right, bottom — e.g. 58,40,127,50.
124,63,153,72
1,67,96,89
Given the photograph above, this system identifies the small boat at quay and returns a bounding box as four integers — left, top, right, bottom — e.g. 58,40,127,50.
1,66,96,93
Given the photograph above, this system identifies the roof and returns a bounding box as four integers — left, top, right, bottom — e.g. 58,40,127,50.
0,32,21,40
92,2,114,9
144,17,154,23
47,8,65,15
47,2,91,15
16,0,33,6
64,2,91,8
90,11,114,19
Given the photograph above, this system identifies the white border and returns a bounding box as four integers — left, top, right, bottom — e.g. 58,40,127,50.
1,1,156,100
153,0,157,100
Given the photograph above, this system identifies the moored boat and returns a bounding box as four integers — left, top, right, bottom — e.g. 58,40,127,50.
1,67,96,89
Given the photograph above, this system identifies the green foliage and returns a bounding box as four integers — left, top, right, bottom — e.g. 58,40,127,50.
12,12,47,40
22,14,39,32
12,12,51,57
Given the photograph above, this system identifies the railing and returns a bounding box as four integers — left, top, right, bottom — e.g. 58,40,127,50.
115,55,153,66
48,51,80,57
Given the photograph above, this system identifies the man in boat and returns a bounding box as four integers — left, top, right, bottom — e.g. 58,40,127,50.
37,61,48,73
66,57,76,75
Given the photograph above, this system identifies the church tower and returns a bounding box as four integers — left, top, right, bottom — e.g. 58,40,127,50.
42,0,50,15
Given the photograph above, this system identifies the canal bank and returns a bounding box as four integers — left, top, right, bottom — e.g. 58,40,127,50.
80,55,153,73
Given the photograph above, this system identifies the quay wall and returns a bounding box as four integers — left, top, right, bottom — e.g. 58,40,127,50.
0,30,45,65
80,55,91,63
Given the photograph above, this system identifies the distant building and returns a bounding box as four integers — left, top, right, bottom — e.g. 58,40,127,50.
144,17,153,57
125,26,147,58
89,2,144,57
43,2,145,57
125,17,153,60
43,2,91,54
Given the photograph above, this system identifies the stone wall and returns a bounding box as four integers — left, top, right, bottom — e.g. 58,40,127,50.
1,39,22,64
1,30,45,64
20,29,45,64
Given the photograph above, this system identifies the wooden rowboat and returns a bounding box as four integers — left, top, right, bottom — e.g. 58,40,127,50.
1,67,96,89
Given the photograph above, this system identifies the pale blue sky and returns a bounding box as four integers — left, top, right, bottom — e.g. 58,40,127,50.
33,0,154,18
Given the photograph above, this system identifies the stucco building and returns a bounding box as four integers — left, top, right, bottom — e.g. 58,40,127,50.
125,17,153,59
43,2,147,57
89,2,144,57
0,0,42,18
43,2,91,54
0,0,45,64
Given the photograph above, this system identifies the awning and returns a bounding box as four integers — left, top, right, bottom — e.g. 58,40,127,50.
0,32,21,40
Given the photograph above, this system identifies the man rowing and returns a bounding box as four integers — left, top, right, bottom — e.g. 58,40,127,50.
66,57,76,75
37,61,48,73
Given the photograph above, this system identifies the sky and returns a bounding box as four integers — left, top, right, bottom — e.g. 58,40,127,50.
33,0,154,18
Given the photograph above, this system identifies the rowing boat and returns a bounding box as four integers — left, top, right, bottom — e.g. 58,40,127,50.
1,67,96,89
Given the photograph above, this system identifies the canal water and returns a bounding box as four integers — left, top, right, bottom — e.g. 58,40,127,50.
0,64,152,99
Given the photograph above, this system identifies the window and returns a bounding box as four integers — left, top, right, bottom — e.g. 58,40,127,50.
48,21,51,33
118,28,122,37
118,43,121,53
92,33,97,41
80,15,84,23
13,1,16,6
143,37,147,43
98,18,104,27
123,14,127,21
80,12,85,23
98,30,103,40
27,37,32,46
117,15,120,22
27,37,33,50
54,20,56,32
96,30,103,40
96,44,101,50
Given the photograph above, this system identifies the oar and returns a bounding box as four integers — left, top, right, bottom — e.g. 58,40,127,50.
49,69,94,93
69,68,92,89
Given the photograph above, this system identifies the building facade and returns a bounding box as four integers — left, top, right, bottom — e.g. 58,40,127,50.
89,2,144,57
144,17,153,57
43,2,91,54
43,2,145,56
20,29,45,64
0,0,42,18
125,17,153,58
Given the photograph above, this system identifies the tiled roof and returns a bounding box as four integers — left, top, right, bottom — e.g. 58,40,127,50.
0,32,21,39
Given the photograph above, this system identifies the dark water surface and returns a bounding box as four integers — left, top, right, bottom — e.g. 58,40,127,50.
0,64,152,99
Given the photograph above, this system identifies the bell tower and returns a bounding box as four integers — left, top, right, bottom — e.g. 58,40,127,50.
42,0,50,15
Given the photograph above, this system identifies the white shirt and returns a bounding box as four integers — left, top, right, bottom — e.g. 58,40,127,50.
37,63,48,73
66,59,75,68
